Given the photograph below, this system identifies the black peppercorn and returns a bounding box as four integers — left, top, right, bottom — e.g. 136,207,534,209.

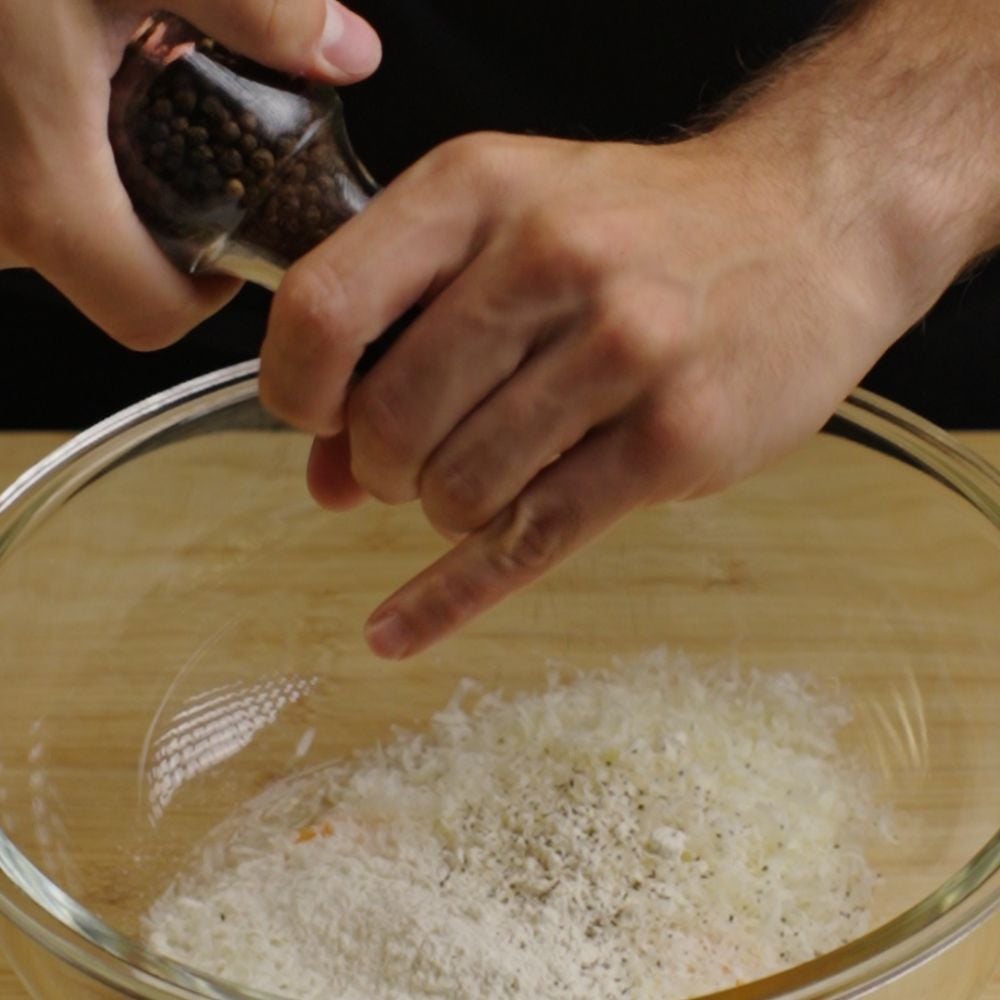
200,95,228,123
275,135,297,159
219,119,242,145
219,149,243,176
174,167,197,194
189,144,214,166
198,164,223,192
250,148,275,174
277,183,299,206
174,87,197,114
303,204,322,229
150,97,173,120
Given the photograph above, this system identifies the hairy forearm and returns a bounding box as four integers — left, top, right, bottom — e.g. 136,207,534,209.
718,0,1000,325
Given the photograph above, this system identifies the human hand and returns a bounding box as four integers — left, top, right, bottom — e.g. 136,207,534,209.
0,0,379,346
260,127,935,658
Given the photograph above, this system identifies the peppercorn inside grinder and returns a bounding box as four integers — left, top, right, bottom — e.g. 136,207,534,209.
109,14,378,292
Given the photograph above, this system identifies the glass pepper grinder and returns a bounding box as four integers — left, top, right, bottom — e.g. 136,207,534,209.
109,12,379,292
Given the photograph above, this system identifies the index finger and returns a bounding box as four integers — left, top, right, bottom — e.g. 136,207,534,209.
258,138,501,435
362,420,653,658
22,141,239,348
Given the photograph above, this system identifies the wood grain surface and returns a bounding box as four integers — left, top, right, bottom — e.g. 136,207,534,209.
0,429,997,1000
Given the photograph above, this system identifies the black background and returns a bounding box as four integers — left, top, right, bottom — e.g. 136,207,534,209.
1,0,996,429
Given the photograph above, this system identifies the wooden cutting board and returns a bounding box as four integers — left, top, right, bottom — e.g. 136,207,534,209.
0,430,997,1000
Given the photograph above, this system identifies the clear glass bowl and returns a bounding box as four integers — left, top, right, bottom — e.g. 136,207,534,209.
0,361,997,999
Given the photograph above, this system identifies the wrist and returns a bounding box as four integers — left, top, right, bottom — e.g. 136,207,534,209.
711,1,1000,335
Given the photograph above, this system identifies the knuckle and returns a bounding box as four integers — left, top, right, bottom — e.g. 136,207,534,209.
353,476,414,506
347,390,418,503
586,286,664,375
349,382,410,466
351,470,414,506
630,384,728,498
105,307,192,351
254,370,294,425
411,569,482,639
357,479,415,505
637,393,705,458
275,261,350,348
487,495,581,579
422,132,511,193
423,457,492,534
518,206,617,290
636,404,684,460
257,364,323,430
262,263,351,419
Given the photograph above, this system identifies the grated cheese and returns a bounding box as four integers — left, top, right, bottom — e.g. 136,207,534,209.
144,649,889,999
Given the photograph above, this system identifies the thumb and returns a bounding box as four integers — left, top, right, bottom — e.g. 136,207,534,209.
165,0,382,83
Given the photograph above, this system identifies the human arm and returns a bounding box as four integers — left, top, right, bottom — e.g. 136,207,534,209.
0,0,380,347
259,0,1000,658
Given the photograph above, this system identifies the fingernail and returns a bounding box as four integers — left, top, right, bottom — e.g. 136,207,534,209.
321,1,382,77
365,610,412,658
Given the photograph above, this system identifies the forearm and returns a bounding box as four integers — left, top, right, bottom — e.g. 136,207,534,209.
717,0,1000,326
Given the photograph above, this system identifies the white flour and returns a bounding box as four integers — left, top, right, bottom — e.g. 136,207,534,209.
144,649,890,999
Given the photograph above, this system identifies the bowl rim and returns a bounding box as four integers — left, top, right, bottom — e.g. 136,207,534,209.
0,360,997,1000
